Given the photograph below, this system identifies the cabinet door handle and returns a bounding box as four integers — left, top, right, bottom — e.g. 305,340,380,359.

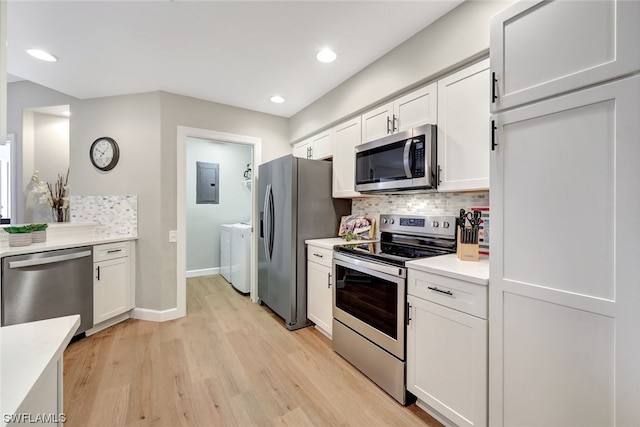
406,302,412,326
107,249,122,254
313,253,324,258
327,272,332,289
437,165,442,185
386,116,391,134
392,114,398,132
492,71,498,103
428,286,453,296
96,266,100,281
491,120,497,151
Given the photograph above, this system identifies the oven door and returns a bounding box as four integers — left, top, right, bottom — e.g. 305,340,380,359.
333,253,406,360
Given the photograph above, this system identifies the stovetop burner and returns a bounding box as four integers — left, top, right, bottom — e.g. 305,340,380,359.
334,214,457,267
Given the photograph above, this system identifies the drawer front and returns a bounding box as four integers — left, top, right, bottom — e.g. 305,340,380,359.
306,245,333,268
93,241,130,262
407,269,487,319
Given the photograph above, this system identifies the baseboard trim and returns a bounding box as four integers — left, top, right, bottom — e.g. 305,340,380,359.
186,267,219,278
85,312,131,336
131,307,184,322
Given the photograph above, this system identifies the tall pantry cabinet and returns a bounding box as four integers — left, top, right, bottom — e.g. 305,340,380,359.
489,1,640,426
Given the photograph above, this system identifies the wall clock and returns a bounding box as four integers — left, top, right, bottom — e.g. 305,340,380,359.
90,137,120,171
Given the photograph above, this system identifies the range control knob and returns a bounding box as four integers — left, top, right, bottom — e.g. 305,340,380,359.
382,218,388,224
389,219,395,224
442,221,450,228
432,221,439,227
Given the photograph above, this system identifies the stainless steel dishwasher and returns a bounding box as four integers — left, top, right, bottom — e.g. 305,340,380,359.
1,246,93,335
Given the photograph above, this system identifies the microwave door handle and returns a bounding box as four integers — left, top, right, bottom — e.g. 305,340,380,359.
403,139,413,178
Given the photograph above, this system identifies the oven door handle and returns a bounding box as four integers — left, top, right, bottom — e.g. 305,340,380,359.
333,252,406,279
403,139,413,178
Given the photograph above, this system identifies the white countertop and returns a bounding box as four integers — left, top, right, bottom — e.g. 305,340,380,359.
0,315,80,421
0,234,137,257
305,237,377,250
406,254,490,285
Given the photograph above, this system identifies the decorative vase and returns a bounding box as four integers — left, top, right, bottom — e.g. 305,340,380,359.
9,233,32,247
31,230,47,243
55,206,66,223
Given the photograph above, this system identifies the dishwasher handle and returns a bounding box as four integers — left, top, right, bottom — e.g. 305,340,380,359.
8,250,92,269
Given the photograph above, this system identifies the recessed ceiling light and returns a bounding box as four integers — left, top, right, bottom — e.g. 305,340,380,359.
270,95,285,104
26,49,58,62
316,48,337,63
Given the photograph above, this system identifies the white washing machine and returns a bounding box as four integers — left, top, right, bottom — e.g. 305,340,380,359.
230,223,252,294
219,224,233,283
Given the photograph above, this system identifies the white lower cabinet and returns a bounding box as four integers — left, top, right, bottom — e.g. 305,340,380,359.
407,269,487,427
306,244,333,338
93,241,134,326
10,360,60,426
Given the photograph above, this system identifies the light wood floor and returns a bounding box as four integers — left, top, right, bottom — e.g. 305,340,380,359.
63,275,443,426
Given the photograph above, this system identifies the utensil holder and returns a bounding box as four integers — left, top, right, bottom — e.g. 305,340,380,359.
457,229,479,262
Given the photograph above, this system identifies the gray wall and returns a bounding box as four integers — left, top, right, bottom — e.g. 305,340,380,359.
69,91,163,310
6,81,77,222
5,0,516,314
186,137,252,272
289,0,515,142
156,91,289,309
69,91,289,311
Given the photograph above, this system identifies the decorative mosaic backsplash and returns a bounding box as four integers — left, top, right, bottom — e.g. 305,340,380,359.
70,195,138,236
352,191,489,237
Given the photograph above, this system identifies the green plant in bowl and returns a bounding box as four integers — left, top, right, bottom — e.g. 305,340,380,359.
343,230,358,241
3,225,33,234
29,223,49,231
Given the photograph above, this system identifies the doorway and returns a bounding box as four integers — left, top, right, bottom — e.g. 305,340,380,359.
176,126,262,318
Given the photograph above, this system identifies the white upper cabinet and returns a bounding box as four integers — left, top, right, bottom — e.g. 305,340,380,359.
490,0,640,112
361,102,393,143
332,116,362,198
437,59,490,192
362,83,437,143
292,139,311,159
309,129,333,160
394,83,437,132
292,130,333,160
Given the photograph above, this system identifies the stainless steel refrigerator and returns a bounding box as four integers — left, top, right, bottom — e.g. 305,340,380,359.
258,155,350,330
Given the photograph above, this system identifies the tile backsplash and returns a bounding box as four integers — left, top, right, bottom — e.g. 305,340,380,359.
352,191,489,236
70,195,138,236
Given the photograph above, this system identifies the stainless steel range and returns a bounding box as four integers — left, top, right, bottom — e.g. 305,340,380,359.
332,214,457,405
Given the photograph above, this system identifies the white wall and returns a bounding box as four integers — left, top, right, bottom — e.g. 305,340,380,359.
6,81,77,222
23,112,69,223
186,137,252,272
0,1,6,150
289,0,516,142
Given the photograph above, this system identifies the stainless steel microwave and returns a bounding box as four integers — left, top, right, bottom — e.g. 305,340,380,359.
355,124,437,193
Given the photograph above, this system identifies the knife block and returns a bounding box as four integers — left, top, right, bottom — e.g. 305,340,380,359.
457,229,479,262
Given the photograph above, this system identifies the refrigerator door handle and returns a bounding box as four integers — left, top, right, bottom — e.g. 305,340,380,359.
268,185,275,260
263,184,272,262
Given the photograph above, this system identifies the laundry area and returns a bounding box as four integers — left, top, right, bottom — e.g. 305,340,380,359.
185,136,253,294
220,222,251,294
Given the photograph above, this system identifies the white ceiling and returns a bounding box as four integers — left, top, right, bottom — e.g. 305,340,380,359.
7,1,463,118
